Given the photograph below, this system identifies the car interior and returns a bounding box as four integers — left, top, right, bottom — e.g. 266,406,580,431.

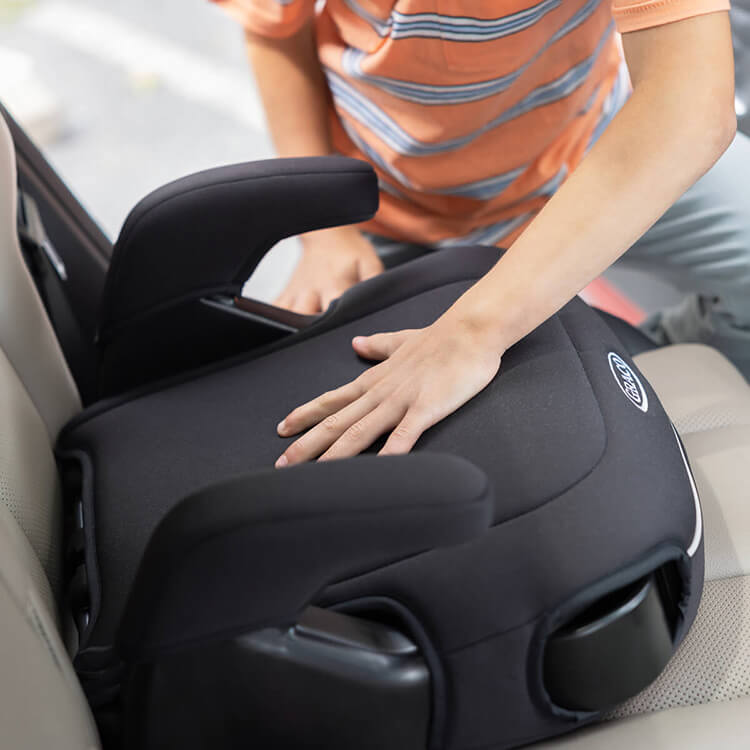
1,101,749,750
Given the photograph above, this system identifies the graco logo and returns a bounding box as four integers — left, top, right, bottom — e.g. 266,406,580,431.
608,352,649,413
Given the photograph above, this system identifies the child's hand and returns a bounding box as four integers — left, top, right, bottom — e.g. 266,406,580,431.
275,308,503,464
274,225,383,314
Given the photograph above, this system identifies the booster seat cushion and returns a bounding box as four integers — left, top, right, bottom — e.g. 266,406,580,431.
59,246,703,750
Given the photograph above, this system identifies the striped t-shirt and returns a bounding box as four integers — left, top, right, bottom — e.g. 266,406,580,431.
214,0,729,246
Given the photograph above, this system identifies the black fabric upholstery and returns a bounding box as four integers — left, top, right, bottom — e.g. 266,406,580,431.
60,246,702,750
595,309,658,356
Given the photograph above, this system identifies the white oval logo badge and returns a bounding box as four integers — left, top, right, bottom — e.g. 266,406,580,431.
608,352,649,413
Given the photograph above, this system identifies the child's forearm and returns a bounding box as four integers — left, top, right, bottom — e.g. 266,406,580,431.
246,22,384,314
455,13,736,353
245,22,332,157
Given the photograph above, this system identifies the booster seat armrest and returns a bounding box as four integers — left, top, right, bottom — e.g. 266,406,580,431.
98,157,378,342
118,453,492,662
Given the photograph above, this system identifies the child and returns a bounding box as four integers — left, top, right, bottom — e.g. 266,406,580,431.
212,0,740,463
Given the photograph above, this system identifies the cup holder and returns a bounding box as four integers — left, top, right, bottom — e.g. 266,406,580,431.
543,566,679,712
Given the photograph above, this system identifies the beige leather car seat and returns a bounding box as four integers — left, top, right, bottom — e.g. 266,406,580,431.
0,110,747,749
0,113,97,749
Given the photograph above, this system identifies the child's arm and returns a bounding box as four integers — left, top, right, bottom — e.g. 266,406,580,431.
275,12,736,465
246,24,383,314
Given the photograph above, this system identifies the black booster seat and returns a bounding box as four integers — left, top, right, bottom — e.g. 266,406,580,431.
57,158,703,750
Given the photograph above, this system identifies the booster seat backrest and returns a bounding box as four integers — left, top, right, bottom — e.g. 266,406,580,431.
0,112,79,439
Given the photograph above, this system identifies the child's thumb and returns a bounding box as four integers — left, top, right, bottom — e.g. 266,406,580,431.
352,330,414,361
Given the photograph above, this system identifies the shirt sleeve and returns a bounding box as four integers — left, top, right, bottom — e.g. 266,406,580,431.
210,0,316,38
612,0,730,34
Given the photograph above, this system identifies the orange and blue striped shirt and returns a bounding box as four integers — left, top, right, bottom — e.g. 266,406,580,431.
214,0,729,246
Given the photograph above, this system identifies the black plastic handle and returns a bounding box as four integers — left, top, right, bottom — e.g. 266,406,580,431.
118,453,492,661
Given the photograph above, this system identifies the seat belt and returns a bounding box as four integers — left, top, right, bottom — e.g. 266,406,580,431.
17,188,97,403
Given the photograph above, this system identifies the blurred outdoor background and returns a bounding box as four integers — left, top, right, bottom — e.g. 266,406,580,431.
0,0,297,299
2,0,750,308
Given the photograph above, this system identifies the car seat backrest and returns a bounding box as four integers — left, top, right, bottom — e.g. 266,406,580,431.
0,345,65,602
0,112,80,439
0,111,81,598
0,500,99,749
0,109,98,748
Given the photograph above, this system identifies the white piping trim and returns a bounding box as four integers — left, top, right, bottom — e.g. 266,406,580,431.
671,424,703,558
